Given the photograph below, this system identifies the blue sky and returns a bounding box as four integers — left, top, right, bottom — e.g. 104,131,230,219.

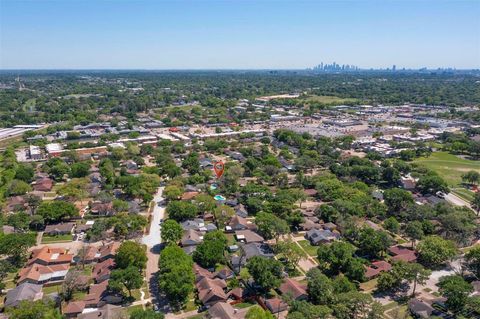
0,0,479,69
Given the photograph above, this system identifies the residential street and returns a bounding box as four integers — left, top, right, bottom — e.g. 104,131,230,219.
142,187,166,310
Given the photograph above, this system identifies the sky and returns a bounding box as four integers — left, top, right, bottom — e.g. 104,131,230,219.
0,0,479,69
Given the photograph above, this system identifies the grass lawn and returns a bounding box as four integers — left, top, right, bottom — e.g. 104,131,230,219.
359,278,378,292
452,188,476,202
297,240,318,257
41,234,72,243
72,291,87,301
385,304,410,319
183,298,197,312
234,302,255,309
42,284,62,295
127,305,144,314
413,152,480,187
302,95,358,105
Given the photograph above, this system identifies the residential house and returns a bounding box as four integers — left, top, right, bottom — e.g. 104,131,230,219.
90,201,115,216
197,277,228,306
388,245,418,263
33,178,54,192
305,229,340,245
265,298,288,314
234,204,248,218
408,299,437,318
215,268,235,280
4,283,43,308
235,230,264,244
27,247,73,266
77,304,125,319
227,216,250,231
182,191,199,201
93,258,115,283
64,301,86,318
83,280,122,308
5,196,27,212
17,263,70,285
181,229,204,247
400,176,416,190
365,261,392,279
279,278,308,301
207,302,248,319
44,222,75,236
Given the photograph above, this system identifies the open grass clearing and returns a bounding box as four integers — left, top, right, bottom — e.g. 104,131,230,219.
413,152,480,187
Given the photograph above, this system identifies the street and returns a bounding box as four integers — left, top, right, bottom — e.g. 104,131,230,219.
142,187,166,310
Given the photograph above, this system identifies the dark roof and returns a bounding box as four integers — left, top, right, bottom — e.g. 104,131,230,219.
408,299,434,318
5,283,43,307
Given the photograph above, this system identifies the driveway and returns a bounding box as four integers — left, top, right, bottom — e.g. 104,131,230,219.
445,192,472,209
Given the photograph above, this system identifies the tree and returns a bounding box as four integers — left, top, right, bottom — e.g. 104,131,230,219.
307,268,334,305
417,174,449,195
161,219,183,244
255,212,290,242
57,178,88,202
70,161,90,178
0,260,13,293
37,200,78,223
221,164,244,194
6,179,32,196
5,300,62,319
383,216,400,234
245,306,274,319
109,266,144,298
383,188,414,214
317,241,356,275
438,275,473,312
404,262,431,296
193,230,227,268
62,270,87,301
274,239,307,270
194,193,216,214
465,246,480,279
0,233,36,266
417,235,457,266
14,164,34,183
129,309,165,319
462,170,480,185
405,221,424,248
163,185,183,201
213,205,235,228
315,179,345,201
333,291,383,319
246,256,283,292
49,162,71,181
472,192,480,216
166,200,197,222
356,227,392,258
287,300,332,319
115,241,147,270
158,244,194,309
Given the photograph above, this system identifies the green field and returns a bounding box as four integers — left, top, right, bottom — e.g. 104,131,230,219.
414,152,480,187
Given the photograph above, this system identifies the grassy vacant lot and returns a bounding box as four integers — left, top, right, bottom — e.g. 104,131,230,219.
414,152,480,187
302,95,358,105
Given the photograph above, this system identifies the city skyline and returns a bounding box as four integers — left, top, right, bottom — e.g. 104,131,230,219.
1,0,479,69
